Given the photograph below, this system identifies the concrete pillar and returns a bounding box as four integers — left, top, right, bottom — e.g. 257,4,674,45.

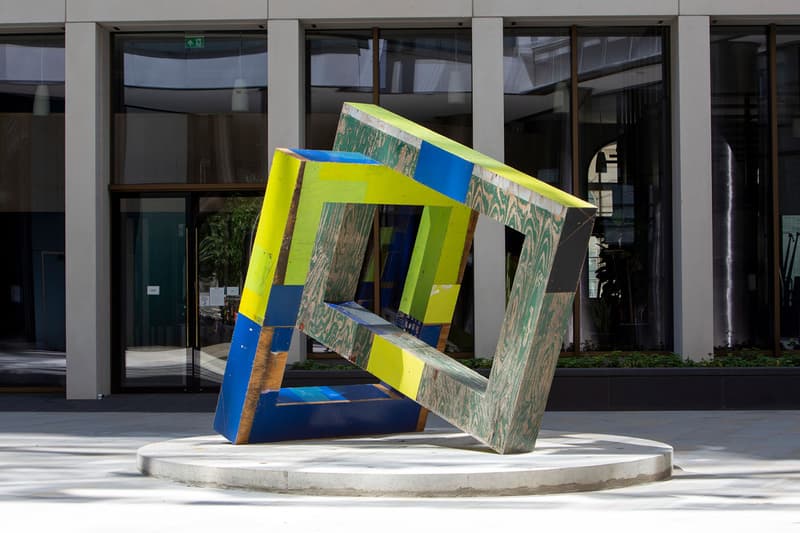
268,18,306,363
671,16,714,361
65,22,111,398
471,17,506,358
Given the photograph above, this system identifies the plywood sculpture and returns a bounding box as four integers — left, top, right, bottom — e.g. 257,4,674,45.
215,103,596,454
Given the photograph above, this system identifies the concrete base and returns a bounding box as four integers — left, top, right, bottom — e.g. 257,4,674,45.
137,429,673,496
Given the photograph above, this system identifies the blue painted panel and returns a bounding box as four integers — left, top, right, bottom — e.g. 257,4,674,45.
276,384,392,404
248,387,422,443
213,314,262,442
413,141,473,203
277,386,348,403
290,149,379,165
419,325,442,348
263,285,304,327
270,327,294,352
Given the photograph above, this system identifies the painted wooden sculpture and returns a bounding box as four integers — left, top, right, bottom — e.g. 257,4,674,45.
214,103,596,453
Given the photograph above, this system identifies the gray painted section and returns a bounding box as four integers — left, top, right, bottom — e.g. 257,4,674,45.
471,18,505,359
269,0,472,20
267,18,306,363
65,22,110,398
66,0,268,22
671,16,714,361
0,0,64,24
474,0,679,17
680,0,800,16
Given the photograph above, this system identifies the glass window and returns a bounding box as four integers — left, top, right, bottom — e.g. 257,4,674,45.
504,31,572,191
777,29,800,349
0,34,65,388
578,29,672,351
503,30,573,349
379,29,472,146
503,27,672,352
306,31,373,149
305,28,474,356
710,29,772,349
113,32,268,184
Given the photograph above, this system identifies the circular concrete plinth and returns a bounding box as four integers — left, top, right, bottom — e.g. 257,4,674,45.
137,429,672,496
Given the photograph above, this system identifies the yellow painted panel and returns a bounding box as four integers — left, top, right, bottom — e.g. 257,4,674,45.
239,243,273,324
238,149,301,324
423,284,461,324
367,336,424,400
254,150,302,250
433,206,472,283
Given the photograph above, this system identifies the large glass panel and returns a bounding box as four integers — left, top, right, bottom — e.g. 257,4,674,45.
777,29,800,349
379,29,472,146
0,35,65,388
379,29,474,354
503,30,572,348
504,31,572,191
710,30,772,349
306,31,373,149
196,195,260,386
577,29,672,350
113,33,268,184
119,197,188,388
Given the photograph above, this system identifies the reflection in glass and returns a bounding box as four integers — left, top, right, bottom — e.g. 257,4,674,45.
577,30,671,350
197,196,260,386
710,30,771,349
119,197,188,387
113,33,268,184
503,31,572,348
306,31,373,149
379,29,474,354
379,29,472,146
504,32,572,190
0,35,65,387
305,28,475,356
777,30,800,348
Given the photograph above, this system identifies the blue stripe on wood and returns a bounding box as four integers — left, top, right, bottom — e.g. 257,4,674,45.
290,149,379,165
413,141,473,203
270,327,294,352
263,285,304,327
248,386,422,443
213,314,262,442
419,325,442,347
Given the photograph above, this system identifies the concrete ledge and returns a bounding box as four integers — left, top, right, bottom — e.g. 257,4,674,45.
137,429,672,496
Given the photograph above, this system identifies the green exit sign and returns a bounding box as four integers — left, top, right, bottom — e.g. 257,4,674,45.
185,36,205,49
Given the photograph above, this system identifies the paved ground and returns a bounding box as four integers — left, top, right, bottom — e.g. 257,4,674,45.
0,395,798,532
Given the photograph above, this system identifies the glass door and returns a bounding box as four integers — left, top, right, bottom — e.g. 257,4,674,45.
118,197,189,388
195,196,261,387
115,193,261,390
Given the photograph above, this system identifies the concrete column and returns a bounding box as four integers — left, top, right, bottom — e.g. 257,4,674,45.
65,22,111,398
671,16,714,361
471,17,506,358
268,18,304,163
268,18,307,363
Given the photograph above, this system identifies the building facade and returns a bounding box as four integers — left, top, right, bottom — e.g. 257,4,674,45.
0,1,798,399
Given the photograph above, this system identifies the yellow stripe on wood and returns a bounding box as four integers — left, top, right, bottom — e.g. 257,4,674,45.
366,336,424,400
423,284,461,324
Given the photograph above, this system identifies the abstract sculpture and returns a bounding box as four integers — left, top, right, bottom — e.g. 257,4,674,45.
215,103,596,453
